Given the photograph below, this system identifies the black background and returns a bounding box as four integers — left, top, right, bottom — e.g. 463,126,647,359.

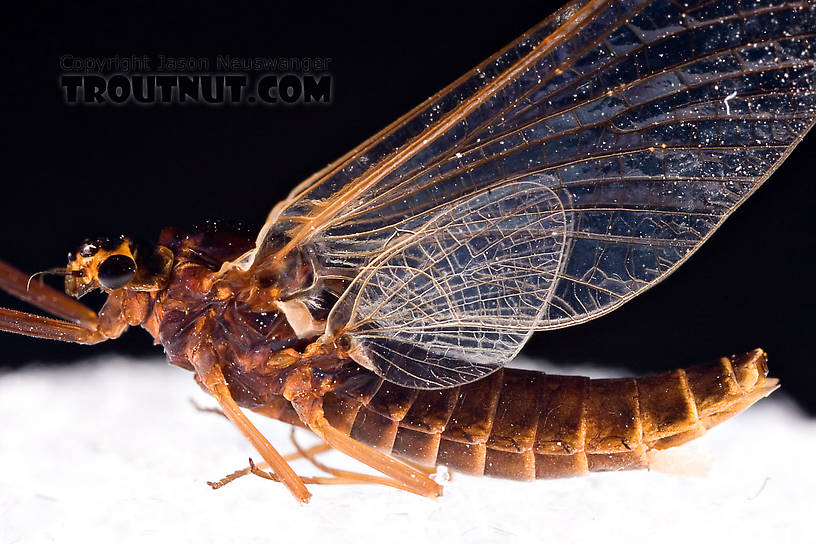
1,2,814,412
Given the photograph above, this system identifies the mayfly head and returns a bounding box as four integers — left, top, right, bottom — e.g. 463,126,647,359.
63,236,174,298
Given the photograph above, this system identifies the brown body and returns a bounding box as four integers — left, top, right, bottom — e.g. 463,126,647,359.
105,226,776,480
0,210,783,500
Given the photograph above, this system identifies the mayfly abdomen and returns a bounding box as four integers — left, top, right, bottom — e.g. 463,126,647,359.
322,349,776,480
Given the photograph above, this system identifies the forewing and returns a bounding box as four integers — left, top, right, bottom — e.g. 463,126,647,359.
249,0,815,387
253,0,815,272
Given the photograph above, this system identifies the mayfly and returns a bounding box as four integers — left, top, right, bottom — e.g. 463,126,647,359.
1,0,814,503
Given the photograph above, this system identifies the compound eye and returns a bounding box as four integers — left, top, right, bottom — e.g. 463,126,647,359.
97,254,136,290
78,241,99,257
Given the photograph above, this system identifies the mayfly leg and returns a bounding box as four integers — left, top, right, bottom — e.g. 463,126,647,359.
0,259,97,326
191,345,312,503
0,259,105,343
210,432,420,494
290,397,444,499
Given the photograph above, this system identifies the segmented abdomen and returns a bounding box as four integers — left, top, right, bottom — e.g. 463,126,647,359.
318,349,776,480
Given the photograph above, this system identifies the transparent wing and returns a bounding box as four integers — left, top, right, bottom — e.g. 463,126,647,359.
327,181,569,388
250,0,815,388
252,0,815,269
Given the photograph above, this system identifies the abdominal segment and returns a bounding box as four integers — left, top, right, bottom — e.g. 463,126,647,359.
315,349,775,480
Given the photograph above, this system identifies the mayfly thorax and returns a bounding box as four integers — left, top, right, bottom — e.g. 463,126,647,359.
1,0,814,503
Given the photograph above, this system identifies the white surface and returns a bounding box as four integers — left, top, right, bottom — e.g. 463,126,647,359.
0,356,813,544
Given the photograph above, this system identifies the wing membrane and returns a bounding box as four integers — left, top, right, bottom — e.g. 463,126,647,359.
328,182,568,388
253,0,815,387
